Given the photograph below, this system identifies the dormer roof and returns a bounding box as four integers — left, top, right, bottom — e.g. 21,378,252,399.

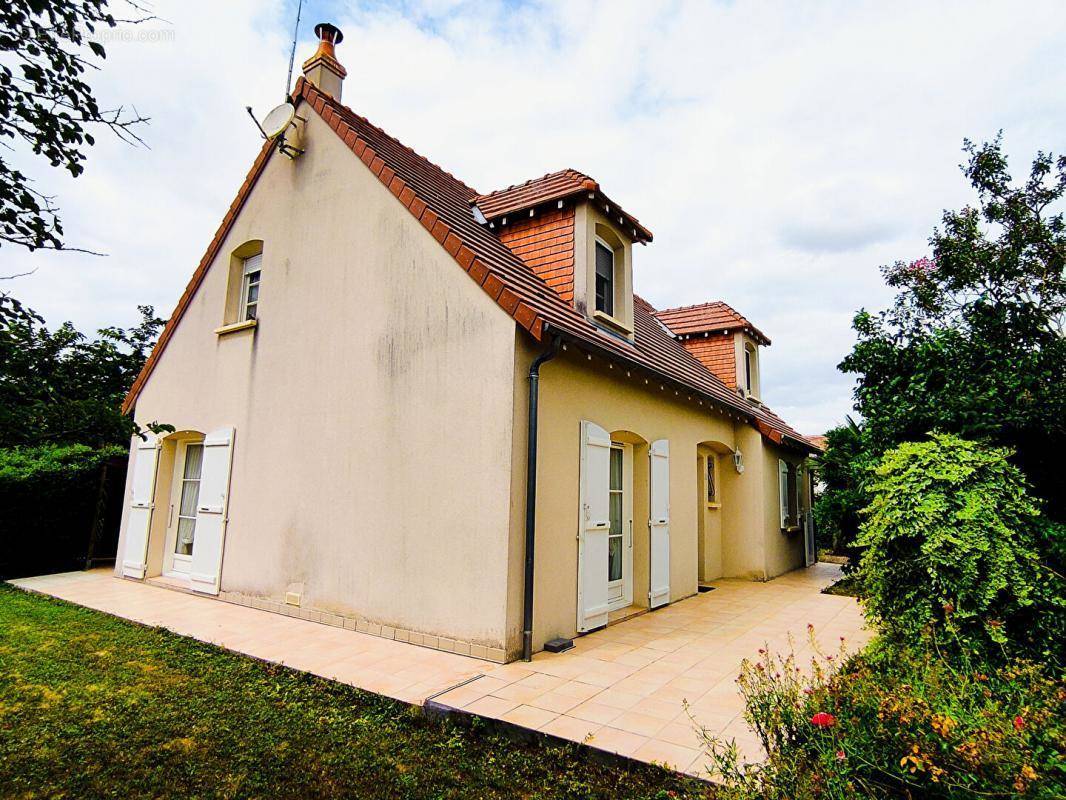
474,168,653,243
654,301,771,346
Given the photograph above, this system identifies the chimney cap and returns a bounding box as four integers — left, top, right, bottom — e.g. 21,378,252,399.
314,22,343,45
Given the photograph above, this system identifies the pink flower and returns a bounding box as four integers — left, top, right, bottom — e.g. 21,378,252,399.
836,750,846,761
811,712,837,728
1014,715,1026,732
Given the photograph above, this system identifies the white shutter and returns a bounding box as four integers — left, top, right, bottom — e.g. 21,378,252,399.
121,434,160,579
778,459,789,529
189,427,235,595
648,439,670,609
577,420,611,632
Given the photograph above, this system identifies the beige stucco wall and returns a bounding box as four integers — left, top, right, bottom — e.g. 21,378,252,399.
510,338,806,655
763,442,808,579
115,108,521,650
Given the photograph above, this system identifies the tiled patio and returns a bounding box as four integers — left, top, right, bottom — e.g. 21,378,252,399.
9,562,868,778
430,562,870,776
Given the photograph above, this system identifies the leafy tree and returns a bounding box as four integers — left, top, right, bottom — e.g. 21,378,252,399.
1,0,150,253
855,434,1061,661
811,417,869,555
0,293,167,447
817,138,1066,552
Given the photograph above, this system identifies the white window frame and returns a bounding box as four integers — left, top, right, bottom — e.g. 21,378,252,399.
594,236,615,317
743,342,757,396
239,253,262,321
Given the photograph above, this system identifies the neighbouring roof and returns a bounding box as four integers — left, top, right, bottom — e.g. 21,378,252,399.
806,435,828,452
122,78,813,453
474,168,653,243
654,301,771,346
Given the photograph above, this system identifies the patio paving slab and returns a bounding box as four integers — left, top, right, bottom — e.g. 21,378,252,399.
9,562,869,778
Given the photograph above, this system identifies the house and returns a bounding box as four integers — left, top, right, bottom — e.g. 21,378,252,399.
115,24,820,664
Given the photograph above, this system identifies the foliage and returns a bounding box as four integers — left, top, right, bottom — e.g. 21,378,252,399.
1,0,149,253
817,137,1066,553
700,635,1066,799
811,417,870,556
0,293,168,447
0,443,126,578
0,586,710,799
0,441,124,481
855,433,1059,661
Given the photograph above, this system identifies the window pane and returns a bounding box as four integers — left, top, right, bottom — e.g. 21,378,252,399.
175,517,196,555
183,444,203,480
245,303,257,321
609,491,622,535
608,535,622,581
595,242,614,316
706,457,716,502
610,448,622,490
246,283,259,304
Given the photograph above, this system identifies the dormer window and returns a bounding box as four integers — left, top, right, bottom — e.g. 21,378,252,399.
594,240,615,316
741,340,760,399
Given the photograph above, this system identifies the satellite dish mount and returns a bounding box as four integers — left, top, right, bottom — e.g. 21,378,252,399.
246,101,304,160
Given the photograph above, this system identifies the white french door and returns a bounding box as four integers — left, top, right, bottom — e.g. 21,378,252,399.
164,440,204,577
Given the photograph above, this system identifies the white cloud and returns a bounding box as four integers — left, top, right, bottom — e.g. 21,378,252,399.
4,0,1064,434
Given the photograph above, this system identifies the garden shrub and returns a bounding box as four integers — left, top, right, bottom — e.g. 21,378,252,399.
855,433,1056,659
699,635,1065,799
0,443,126,578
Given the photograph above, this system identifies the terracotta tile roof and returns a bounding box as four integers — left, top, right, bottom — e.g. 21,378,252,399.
806,435,828,452
122,78,813,452
475,168,653,243
654,301,771,346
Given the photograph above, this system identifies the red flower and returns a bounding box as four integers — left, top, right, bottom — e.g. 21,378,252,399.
811,712,836,728
1014,715,1026,732
836,749,846,761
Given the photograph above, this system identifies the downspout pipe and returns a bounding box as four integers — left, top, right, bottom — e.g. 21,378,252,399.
522,329,561,662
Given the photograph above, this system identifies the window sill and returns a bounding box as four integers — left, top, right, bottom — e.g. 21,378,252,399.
705,502,721,510
214,319,258,336
781,525,802,535
591,309,633,335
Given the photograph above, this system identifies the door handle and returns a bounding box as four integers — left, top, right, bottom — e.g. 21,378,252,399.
628,520,633,548
168,504,174,527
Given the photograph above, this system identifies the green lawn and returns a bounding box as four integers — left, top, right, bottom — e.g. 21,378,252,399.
0,585,711,799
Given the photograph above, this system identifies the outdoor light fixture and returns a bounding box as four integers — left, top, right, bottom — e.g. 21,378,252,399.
733,449,745,474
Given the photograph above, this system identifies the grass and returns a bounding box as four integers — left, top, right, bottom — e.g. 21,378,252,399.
821,573,860,597
0,585,712,799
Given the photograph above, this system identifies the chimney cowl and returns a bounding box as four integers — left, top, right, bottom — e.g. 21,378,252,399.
302,22,346,99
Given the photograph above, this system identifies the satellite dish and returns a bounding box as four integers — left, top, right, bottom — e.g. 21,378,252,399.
261,101,296,139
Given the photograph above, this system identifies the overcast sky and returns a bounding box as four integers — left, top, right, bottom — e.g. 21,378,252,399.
4,0,1065,434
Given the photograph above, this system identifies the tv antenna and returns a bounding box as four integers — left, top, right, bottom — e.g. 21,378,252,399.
245,0,305,159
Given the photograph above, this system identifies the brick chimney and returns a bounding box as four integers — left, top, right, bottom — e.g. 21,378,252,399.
302,23,346,100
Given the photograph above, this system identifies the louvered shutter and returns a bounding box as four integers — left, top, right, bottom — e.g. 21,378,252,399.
121,434,160,578
648,439,671,609
189,427,235,595
577,420,611,632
